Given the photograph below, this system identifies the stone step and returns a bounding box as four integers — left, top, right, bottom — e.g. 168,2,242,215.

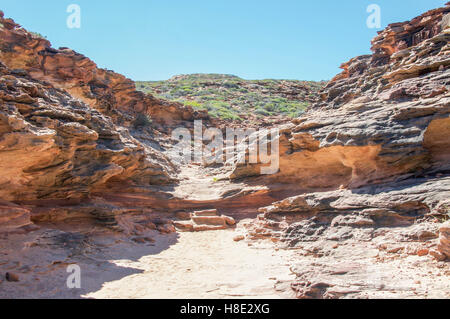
193,224,228,232
222,215,236,226
173,220,194,232
193,209,219,217
192,215,226,226
174,213,236,232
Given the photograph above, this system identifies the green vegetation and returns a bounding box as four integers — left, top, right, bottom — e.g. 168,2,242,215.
29,31,47,39
136,74,324,121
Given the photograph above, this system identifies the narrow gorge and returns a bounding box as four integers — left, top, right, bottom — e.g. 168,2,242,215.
0,4,449,299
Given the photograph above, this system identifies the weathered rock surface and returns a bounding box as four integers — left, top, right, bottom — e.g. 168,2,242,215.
0,59,178,231
238,177,450,299
173,209,236,232
231,5,450,190
0,200,32,233
245,177,448,245
234,4,450,298
0,4,449,299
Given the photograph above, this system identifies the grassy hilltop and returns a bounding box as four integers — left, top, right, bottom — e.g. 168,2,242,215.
136,74,324,121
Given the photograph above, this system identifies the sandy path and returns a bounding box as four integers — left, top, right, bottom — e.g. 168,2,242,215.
85,229,296,299
171,164,249,201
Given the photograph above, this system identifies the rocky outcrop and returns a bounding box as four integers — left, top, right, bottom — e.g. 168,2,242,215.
231,5,450,192
0,59,178,232
328,5,450,103
0,11,216,235
240,176,449,298
0,200,33,233
0,4,449,299
0,11,208,128
232,4,450,298
245,177,448,245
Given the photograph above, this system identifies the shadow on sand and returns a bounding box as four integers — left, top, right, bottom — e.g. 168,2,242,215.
0,228,180,299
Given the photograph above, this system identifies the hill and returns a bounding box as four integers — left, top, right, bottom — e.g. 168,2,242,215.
136,74,324,121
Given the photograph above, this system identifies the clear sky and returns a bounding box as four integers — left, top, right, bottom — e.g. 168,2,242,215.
0,0,447,81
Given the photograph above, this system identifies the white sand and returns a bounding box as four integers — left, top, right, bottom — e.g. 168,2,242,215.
85,229,296,299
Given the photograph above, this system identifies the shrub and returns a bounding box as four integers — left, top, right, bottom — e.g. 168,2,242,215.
255,108,270,116
30,31,46,39
134,75,322,121
133,113,152,128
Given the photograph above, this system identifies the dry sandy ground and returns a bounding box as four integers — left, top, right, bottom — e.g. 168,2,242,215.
0,225,296,299
85,229,296,299
1,222,449,299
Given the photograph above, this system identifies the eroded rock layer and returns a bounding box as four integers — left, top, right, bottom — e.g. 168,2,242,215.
0,59,182,231
0,4,449,299
231,5,450,190
231,4,450,296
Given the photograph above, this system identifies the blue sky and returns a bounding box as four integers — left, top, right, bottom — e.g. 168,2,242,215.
0,0,446,81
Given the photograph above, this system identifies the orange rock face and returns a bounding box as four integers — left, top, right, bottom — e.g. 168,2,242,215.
231,5,450,194
229,4,450,298
0,11,215,234
0,200,32,233
0,4,449,299
0,58,180,232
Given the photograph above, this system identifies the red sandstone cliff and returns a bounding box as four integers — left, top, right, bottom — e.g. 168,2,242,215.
0,4,448,299
230,5,450,291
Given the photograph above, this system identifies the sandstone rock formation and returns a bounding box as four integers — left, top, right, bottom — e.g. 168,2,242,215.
0,3,449,299
231,4,450,189
246,177,448,245
0,58,181,232
230,4,450,297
